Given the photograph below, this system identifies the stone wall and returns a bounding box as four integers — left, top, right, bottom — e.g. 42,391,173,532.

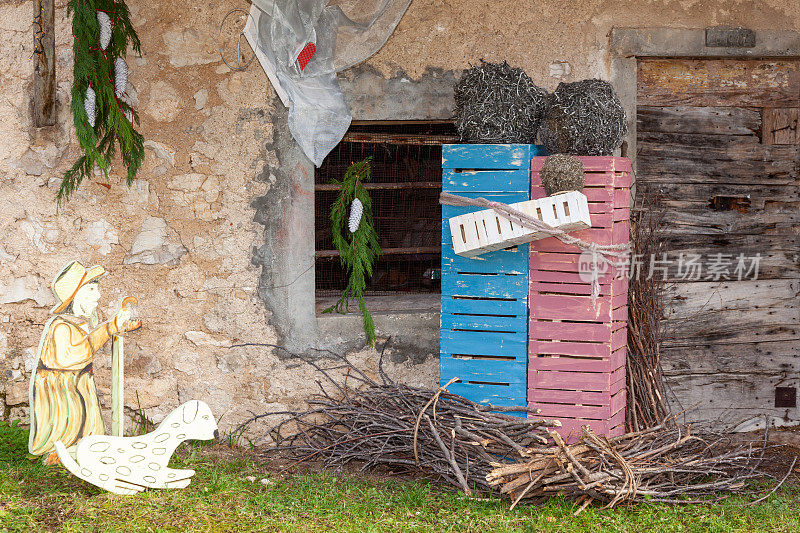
1,0,798,437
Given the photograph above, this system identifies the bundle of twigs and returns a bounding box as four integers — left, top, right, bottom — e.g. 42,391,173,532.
627,194,670,431
488,422,790,511
239,352,558,494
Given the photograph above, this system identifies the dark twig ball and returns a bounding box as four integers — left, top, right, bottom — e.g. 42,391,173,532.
454,60,548,144
540,79,627,156
540,154,585,196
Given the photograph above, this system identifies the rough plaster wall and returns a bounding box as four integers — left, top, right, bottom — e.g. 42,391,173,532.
0,0,434,438
369,0,800,86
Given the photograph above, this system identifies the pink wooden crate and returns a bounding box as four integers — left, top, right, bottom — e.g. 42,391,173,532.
537,407,626,443
528,156,631,441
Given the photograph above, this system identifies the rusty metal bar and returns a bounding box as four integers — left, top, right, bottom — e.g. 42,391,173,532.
315,181,442,191
316,246,441,258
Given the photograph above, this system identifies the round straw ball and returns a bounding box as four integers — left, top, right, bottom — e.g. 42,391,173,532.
540,154,585,196
454,60,548,144
540,79,627,156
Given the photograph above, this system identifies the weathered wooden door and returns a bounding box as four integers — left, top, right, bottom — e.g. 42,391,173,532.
637,59,800,430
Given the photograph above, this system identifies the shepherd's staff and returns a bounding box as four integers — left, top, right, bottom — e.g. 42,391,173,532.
112,296,139,437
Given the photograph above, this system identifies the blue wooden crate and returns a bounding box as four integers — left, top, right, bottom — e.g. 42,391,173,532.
439,144,546,413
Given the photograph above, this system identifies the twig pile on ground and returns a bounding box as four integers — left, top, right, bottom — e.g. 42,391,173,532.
240,352,558,494
540,79,626,155
454,60,548,144
488,422,787,510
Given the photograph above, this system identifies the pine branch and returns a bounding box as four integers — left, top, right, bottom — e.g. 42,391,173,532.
60,0,144,203
323,158,382,346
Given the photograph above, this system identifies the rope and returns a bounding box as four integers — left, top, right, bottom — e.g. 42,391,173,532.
439,192,630,307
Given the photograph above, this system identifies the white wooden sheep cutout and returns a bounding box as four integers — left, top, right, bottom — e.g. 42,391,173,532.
55,400,219,495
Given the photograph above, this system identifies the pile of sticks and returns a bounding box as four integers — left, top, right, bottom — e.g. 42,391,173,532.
240,353,558,494
627,195,670,431
488,422,787,510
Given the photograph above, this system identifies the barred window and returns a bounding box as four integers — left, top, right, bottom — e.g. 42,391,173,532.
314,121,457,304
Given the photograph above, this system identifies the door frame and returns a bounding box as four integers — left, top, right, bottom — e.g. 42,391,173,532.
609,27,800,175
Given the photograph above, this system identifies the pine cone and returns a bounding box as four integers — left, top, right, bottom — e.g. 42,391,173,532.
114,58,128,97
348,198,363,233
85,86,97,127
97,11,112,50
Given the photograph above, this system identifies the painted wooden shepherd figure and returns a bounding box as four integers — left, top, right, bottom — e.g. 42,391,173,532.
28,261,140,464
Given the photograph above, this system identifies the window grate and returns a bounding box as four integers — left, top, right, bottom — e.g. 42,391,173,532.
315,122,456,297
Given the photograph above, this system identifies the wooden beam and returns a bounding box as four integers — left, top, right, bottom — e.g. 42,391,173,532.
33,0,55,127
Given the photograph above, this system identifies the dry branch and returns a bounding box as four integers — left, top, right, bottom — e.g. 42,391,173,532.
488,421,784,508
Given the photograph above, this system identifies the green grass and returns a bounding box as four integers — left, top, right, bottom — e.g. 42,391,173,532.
0,423,799,532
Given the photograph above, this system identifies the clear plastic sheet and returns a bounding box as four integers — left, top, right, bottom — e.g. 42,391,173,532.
244,0,410,166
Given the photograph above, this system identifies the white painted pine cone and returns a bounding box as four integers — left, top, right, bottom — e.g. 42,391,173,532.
114,58,128,97
97,11,112,50
85,86,97,127
348,197,363,233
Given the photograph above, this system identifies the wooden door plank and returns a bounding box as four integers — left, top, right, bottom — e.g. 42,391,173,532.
637,106,761,136
664,372,799,430
636,182,800,207
638,59,800,107
661,342,800,375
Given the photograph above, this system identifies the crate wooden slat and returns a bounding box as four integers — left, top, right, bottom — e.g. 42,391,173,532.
528,156,630,440
441,144,546,413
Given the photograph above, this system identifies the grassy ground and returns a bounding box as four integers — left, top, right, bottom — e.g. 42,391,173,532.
1,424,799,532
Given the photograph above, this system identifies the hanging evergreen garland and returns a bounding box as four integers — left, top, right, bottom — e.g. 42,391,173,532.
61,0,143,203
323,158,382,346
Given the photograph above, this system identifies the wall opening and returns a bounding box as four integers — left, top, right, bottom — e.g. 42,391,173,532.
314,121,457,305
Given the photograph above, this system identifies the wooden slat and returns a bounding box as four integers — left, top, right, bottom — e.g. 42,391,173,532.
441,245,528,274
440,358,527,384
441,329,527,357
443,144,541,170
638,59,800,107
637,106,761,136
440,296,525,318
442,169,530,193
441,312,527,332
528,388,621,406
441,271,528,299
444,382,528,409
